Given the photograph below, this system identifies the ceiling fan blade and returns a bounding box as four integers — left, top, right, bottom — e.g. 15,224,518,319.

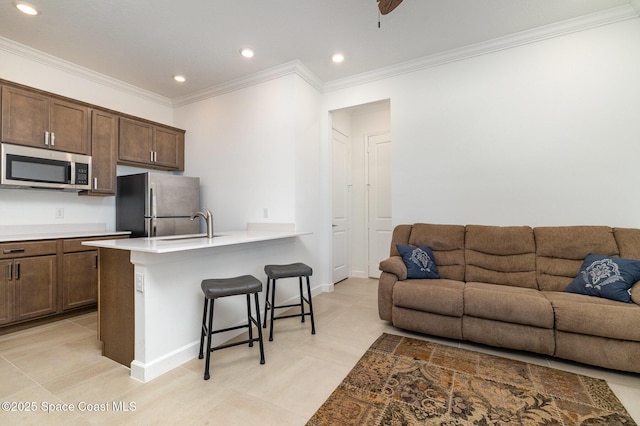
377,0,404,15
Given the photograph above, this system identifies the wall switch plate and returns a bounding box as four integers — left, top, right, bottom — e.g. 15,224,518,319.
55,207,64,219
135,273,144,292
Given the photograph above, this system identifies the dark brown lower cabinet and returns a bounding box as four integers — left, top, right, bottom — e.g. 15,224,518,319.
0,235,127,334
0,259,15,326
62,251,98,310
14,255,57,321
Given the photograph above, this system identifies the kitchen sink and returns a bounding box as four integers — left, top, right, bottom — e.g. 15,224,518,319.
152,234,225,241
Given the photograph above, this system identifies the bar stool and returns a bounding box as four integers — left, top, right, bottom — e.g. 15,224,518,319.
262,263,315,341
198,275,265,380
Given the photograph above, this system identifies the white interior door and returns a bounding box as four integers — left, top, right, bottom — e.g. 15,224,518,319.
332,129,351,283
367,132,392,278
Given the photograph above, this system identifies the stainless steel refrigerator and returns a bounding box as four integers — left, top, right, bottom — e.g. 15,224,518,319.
116,172,201,238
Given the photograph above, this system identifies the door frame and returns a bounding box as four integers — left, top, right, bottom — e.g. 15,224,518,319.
365,131,392,278
331,127,352,283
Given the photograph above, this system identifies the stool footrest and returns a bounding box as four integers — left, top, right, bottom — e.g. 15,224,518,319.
209,322,254,336
266,301,307,310
211,337,261,352
271,312,313,321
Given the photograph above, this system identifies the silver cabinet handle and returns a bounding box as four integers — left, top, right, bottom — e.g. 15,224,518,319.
45,131,50,145
153,151,157,162
7,263,12,281
3,248,25,254
93,177,98,190
51,132,55,146
150,151,154,162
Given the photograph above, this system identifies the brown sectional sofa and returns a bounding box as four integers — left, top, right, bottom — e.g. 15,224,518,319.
378,223,640,373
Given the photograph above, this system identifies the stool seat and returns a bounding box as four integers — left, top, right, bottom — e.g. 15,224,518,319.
264,263,313,279
201,275,262,299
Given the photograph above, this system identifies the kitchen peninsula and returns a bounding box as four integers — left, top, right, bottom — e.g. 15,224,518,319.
83,227,310,382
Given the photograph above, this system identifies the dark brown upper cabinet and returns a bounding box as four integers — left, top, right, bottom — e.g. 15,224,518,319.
1,85,90,155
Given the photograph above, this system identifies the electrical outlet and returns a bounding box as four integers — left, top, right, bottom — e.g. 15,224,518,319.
55,207,64,219
135,273,144,292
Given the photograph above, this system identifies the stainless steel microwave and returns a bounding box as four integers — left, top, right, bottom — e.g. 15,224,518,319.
1,143,92,191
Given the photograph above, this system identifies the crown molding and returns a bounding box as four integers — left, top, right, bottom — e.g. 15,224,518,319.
323,4,639,93
172,60,323,107
0,36,172,107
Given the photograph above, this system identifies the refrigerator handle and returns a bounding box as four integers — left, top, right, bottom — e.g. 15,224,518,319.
150,186,157,218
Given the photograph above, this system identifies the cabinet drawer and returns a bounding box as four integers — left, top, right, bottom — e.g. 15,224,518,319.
63,238,97,253
0,241,57,259
63,235,128,253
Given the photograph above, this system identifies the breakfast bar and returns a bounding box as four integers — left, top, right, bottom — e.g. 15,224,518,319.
84,228,310,382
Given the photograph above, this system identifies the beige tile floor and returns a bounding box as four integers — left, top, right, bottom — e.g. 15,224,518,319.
1,277,639,425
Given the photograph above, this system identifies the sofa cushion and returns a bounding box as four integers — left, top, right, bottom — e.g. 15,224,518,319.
463,317,555,356
544,291,640,342
535,226,619,292
464,282,554,328
393,279,464,317
389,224,413,257
613,227,640,260
396,244,440,279
566,254,640,303
392,307,463,340
408,224,465,281
554,331,640,373
465,225,537,289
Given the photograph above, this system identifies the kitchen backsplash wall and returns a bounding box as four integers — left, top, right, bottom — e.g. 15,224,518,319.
0,187,115,229
0,165,159,231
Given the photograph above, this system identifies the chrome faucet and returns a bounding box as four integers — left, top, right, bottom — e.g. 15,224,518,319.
190,208,214,239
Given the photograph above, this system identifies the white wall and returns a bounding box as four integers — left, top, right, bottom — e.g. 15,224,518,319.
174,76,297,231
174,73,329,290
324,18,640,230
0,41,175,230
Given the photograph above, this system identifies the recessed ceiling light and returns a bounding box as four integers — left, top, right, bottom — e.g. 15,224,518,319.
240,48,255,58
13,1,39,15
331,53,345,63
173,75,186,83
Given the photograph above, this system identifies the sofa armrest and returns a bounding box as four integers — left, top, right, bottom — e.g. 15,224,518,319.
379,256,407,281
632,282,640,305
378,272,398,321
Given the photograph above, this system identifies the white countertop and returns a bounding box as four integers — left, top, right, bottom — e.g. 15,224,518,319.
82,230,308,254
0,230,130,243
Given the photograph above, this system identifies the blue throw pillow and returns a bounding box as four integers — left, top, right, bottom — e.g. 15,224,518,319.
396,244,440,279
566,254,640,303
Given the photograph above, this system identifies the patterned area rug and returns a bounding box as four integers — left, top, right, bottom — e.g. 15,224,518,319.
307,333,636,426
